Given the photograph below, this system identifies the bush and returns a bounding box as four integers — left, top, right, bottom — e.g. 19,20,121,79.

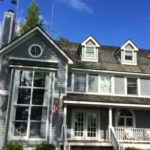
125,147,141,150
35,144,55,150
1,142,23,150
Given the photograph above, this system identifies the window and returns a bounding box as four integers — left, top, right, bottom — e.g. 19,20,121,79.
85,46,95,59
88,74,98,93
73,110,97,139
127,78,137,95
116,109,135,127
81,37,100,62
74,73,86,92
28,44,43,58
114,76,125,94
125,51,133,61
140,78,150,96
100,75,111,93
11,70,50,139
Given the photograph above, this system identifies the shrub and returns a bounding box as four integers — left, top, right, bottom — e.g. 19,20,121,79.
35,144,55,150
125,147,141,150
1,142,23,150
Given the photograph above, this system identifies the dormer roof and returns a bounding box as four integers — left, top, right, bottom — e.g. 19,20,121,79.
81,35,100,47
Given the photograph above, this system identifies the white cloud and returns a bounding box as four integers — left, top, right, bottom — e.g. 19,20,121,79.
60,0,93,14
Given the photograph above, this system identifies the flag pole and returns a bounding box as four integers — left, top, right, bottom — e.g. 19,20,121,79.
16,0,20,22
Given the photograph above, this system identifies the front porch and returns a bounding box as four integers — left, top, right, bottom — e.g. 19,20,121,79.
61,103,150,150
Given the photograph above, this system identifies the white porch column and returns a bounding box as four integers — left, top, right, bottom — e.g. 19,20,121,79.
108,107,112,142
63,105,67,126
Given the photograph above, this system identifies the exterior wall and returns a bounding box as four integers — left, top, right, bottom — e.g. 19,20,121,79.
135,110,150,128
0,33,69,148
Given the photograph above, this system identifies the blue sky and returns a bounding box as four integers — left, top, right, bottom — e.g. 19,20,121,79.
1,0,150,49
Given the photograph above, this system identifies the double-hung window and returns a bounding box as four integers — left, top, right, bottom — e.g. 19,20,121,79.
11,70,51,139
125,51,133,61
88,74,98,93
74,73,86,92
100,75,111,94
127,78,137,95
85,46,95,59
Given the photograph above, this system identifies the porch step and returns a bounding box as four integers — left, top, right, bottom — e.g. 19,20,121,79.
70,146,114,150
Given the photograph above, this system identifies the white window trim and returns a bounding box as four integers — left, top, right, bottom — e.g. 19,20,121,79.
115,109,136,128
28,44,43,58
81,36,100,62
71,109,100,140
8,69,52,141
68,72,150,98
120,40,138,66
82,46,98,62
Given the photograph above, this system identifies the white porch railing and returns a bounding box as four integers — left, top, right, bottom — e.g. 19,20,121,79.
114,127,150,143
110,127,120,150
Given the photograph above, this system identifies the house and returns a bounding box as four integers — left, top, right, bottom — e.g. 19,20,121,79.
1,10,150,150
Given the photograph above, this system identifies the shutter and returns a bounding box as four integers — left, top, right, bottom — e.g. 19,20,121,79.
114,76,125,94
140,79,150,96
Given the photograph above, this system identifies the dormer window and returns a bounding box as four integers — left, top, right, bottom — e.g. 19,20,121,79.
125,50,133,61
81,36,100,62
85,45,96,59
120,40,139,65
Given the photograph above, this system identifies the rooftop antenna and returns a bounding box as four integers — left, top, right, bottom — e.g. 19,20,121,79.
50,0,55,35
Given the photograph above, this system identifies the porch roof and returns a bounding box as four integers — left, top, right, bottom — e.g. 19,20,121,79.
63,93,150,105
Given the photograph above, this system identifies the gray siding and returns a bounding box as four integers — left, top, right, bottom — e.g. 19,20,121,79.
0,32,69,148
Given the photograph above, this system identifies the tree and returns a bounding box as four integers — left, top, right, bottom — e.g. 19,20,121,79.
57,37,69,42
19,0,43,34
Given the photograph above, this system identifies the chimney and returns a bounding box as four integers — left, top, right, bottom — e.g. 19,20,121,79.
0,10,16,48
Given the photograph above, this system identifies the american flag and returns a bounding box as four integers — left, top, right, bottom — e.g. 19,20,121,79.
51,98,61,113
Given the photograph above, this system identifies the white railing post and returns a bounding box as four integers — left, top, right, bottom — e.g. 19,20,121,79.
108,107,113,142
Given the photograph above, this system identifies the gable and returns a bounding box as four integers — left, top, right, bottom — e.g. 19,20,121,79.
0,26,73,64
7,33,60,62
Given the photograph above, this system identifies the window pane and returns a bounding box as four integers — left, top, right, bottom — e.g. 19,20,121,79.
118,109,132,117
100,75,111,93
118,117,125,126
17,88,31,104
140,78,150,96
67,73,72,91
87,112,97,137
30,122,46,138
34,72,47,87
125,51,133,61
19,71,33,86
74,112,84,137
32,89,44,105
31,107,47,121
88,74,98,93
14,122,27,136
74,74,86,92
15,107,29,120
127,78,137,95
86,47,95,58
114,76,125,94
126,118,133,127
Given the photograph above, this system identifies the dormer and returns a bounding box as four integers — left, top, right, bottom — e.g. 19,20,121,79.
80,36,100,62
116,40,139,65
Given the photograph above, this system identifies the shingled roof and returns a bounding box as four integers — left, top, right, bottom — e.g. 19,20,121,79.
63,93,150,105
56,41,150,74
